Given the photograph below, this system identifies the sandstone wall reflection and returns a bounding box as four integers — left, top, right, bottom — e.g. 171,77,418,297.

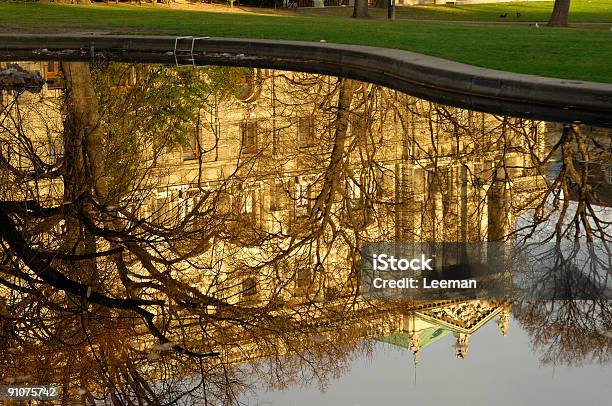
0,61,609,404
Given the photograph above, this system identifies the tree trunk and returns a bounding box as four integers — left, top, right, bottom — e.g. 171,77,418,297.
373,0,385,8
352,0,369,18
61,62,108,287
61,62,109,203
548,0,571,27
310,79,356,223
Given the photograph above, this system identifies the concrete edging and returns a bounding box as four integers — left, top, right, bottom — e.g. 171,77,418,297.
1,34,611,126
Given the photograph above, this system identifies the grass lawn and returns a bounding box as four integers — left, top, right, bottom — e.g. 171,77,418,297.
0,1,611,83
292,0,612,23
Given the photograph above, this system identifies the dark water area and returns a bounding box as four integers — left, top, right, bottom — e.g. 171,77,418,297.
0,61,610,405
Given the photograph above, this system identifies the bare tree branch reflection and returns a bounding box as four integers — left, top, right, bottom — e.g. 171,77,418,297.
514,300,611,366
0,61,610,403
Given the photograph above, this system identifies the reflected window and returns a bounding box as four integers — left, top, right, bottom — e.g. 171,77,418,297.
236,69,260,102
46,61,62,89
242,189,255,216
324,286,338,302
347,175,361,201
179,187,200,223
46,61,59,79
242,277,257,298
241,120,257,154
217,190,232,214
181,128,199,161
296,267,312,290
48,138,64,165
295,182,310,208
298,116,315,148
270,182,287,212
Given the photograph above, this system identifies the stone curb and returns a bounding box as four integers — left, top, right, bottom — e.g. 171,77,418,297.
1,34,611,125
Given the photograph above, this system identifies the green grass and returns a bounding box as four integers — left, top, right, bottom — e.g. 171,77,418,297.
293,0,612,23
0,1,611,83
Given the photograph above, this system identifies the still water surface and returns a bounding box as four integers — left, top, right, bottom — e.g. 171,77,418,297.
0,61,609,405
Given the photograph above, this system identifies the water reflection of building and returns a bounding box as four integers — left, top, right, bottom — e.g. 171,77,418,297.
0,62,550,308
170,299,512,366
380,300,511,362
0,63,534,397
134,67,547,304
144,68,548,245
0,61,64,204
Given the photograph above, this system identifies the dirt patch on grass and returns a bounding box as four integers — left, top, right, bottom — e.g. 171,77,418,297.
0,23,169,35
93,2,287,15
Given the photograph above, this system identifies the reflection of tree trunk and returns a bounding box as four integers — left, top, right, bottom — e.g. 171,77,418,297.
487,181,510,242
61,62,108,201
311,79,356,222
61,62,108,287
352,0,369,18
548,0,571,27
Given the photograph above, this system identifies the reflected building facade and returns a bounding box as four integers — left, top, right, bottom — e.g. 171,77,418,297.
124,67,548,306
3,61,608,403
0,62,551,306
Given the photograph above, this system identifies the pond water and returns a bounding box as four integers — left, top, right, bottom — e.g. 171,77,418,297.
0,60,610,405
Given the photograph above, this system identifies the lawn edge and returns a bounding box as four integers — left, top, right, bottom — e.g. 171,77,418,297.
2,33,611,125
